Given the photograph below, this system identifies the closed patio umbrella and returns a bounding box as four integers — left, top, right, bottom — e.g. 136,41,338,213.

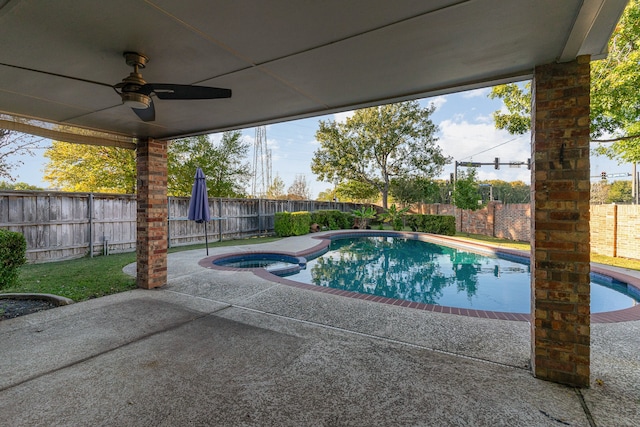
187,167,211,255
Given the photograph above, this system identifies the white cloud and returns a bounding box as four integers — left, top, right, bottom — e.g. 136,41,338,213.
266,137,279,150
333,110,354,123
436,118,531,183
474,114,493,124
207,133,223,144
461,87,491,98
426,96,447,111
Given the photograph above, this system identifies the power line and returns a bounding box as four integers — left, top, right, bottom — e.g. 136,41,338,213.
459,135,525,161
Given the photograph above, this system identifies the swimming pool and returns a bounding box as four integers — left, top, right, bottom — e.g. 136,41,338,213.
204,231,640,320
284,235,638,314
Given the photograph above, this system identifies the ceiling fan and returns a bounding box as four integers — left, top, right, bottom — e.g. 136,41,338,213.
113,52,232,122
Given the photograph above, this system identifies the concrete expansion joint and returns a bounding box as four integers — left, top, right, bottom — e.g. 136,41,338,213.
162,289,530,371
0,310,214,394
575,388,597,427
227,302,532,373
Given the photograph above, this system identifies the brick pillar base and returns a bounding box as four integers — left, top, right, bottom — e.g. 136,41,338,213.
531,56,591,387
136,138,168,289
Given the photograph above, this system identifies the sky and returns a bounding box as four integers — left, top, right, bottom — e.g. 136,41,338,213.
5,85,632,198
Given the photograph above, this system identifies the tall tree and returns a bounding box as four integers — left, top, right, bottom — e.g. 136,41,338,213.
591,0,640,163
488,0,640,164
0,181,43,191
481,180,530,204
168,132,251,197
266,175,286,200
316,188,336,202
452,169,483,210
488,83,531,135
44,131,250,195
287,174,312,200
452,168,484,234
1,130,46,181
335,180,380,204
389,176,442,207
414,179,455,204
311,101,448,208
607,180,633,203
590,181,610,204
44,142,136,193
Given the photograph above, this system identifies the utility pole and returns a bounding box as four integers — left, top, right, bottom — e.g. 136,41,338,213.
251,126,271,198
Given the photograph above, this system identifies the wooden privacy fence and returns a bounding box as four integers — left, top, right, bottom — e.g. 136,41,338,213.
0,191,360,263
419,202,640,260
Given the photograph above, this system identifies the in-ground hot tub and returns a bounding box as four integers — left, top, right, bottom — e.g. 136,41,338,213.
211,253,307,277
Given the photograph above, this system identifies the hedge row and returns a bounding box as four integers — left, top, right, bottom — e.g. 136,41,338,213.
275,210,455,237
274,211,312,237
0,229,27,289
406,214,455,235
310,210,353,230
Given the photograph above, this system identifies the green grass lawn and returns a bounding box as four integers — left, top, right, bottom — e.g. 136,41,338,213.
452,233,531,252
455,233,640,271
2,236,281,302
7,252,139,301
2,233,638,302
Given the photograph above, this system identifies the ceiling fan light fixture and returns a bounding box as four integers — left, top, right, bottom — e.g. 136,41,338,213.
121,91,151,109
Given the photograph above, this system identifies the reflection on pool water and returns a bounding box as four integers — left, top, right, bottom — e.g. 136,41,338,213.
287,236,639,314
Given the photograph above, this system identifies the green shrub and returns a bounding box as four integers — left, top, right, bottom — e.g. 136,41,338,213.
0,229,27,289
310,210,353,230
352,206,377,229
379,204,410,231
274,211,311,237
406,214,455,235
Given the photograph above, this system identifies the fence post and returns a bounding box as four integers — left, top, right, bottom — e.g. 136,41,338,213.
88,193,94,258
258,198,262,234
218,198,223,242
167,197,172,249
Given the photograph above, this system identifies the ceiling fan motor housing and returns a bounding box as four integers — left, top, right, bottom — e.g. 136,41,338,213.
121,91,151,109
119,53,151,109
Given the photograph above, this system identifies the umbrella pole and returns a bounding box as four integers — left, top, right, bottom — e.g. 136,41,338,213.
204,221,209,256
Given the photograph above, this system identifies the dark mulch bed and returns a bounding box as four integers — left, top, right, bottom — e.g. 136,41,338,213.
0,299,58,320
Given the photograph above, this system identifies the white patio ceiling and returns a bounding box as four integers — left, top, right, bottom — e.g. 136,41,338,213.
0,0,627,141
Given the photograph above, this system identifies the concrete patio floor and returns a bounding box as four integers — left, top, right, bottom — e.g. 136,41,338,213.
1,232,639,426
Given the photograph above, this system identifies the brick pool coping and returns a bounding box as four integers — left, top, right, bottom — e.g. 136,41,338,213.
199,231,640,323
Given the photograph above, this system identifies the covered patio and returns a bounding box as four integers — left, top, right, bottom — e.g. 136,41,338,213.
0,0,629,389
1,233,639,425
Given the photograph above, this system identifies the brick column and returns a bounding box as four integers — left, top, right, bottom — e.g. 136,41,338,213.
531,56,591,387
136,138,168,289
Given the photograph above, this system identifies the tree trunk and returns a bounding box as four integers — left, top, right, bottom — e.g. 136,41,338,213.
382,180,389,209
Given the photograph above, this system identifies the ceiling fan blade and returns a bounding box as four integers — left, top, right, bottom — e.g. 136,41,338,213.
132,98,156,122
145,83,232,100
0,61,114,89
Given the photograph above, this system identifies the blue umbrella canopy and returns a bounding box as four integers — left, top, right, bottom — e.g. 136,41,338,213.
187,167,210,223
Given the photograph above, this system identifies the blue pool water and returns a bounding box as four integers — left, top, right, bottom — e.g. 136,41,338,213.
214,253,306,276
287,236,639,313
